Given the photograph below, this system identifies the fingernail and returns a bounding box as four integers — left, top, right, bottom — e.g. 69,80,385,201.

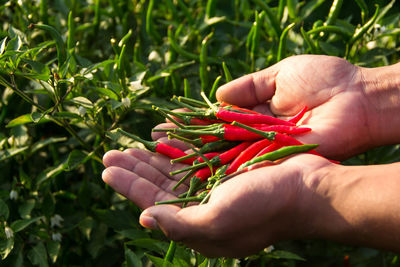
140,213,158,230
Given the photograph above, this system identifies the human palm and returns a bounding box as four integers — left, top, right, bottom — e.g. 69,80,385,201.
217,55,373,160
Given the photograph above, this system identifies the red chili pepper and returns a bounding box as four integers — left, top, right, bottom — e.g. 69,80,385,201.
251,124,311,135
200,135,220,143
195,152,220,163
117,128,193,164
288,106,308,124
220,102,261,115
170,142,252,175
194,167,214,182
216,108,295,126
225,139,271,175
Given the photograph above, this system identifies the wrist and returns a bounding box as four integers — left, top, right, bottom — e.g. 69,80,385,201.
360,63,400,146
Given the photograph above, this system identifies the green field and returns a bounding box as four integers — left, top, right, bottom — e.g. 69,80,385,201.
0,0,399,266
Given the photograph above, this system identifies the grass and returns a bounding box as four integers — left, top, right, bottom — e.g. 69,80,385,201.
0,0,399,266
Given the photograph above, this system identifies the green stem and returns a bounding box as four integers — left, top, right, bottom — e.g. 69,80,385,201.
164,241,176,265
231,121,276,140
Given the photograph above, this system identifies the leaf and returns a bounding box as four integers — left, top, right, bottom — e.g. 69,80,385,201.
0,37,7,55
68,96,94,109
53,111,82,121
94,209,139,230
11,217,42,233
0,238,14,260
30,137,67,154
125,247,143,267
36,162,66,185
266,250,306,261
126,238,169,254
20,58,51,81
6,114,33,128
0,146,29,161
65,150,90,171
27,242,49,267
117,229,150,240
46,241,60,263
145,253,174,267
18,199,36,219
0,199,9,220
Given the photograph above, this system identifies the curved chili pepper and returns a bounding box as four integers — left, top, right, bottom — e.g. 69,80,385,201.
170,142,252,175
225,139,271,175
238,144,319,171
216,108,295,126
117,128,193,164
288,106,308,124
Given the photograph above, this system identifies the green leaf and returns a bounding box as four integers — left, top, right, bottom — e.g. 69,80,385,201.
0,146,29,161
11,217,42,233
126,238,169,254
30,137,67,154
6,114,33,127
0,199,9,220
125,247,143,267
117,229,150,240
20,58,51,81
36,162,66,185
46,241,60,264
53,111,82,120
18,199,36,219
65,150,90,171
27,242,49,267
68,96,94,109
94,209,139,230
266,250,306,261
0,238,14,260
0,37,7,55
145,253,174,267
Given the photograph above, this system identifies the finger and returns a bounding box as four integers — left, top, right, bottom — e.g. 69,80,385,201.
102,166,179,209
139,204,210,241
216,64,279,107
123,148,191,182
103,150,189,194
151,123,178,140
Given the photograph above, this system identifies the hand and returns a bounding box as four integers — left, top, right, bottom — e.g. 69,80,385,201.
102,147,335,258
217,55,374,160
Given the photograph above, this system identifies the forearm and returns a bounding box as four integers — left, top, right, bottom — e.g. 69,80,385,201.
305,162,400,252
361,62,400,146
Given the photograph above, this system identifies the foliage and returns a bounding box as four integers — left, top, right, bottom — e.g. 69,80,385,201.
0,0,399,266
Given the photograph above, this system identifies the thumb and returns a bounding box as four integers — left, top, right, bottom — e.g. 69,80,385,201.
216,64,279,107
140,204,208,241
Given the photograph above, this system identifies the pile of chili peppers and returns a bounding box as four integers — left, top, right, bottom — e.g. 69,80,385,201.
116,93,327,205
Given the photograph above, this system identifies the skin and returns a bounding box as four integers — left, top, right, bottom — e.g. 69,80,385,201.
102,55,400,257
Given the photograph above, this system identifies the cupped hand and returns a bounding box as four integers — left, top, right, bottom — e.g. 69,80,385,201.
102,147,336,258
217,55,374,160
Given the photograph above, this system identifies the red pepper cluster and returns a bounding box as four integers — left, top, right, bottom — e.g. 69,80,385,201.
116,95,330,205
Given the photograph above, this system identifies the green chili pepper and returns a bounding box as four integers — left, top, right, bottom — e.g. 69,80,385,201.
93,0,100,36
30,23,66,71
251,11,265,71
206,0,217,18
200,32,214,92
286,0,298,20
354,0,369,24
222,61,232,82
40,0,48,25
307,25,352,39
168,26,199,61
325,0,343,26
238,144,319,171
146,0,162,43
277,0,285,22
118,29,132,48
277,23,295,62
67,11,75,52
183,78,191,98
349,4,380,45
300,26,318,54
253,0,281,38
208,75,222,102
